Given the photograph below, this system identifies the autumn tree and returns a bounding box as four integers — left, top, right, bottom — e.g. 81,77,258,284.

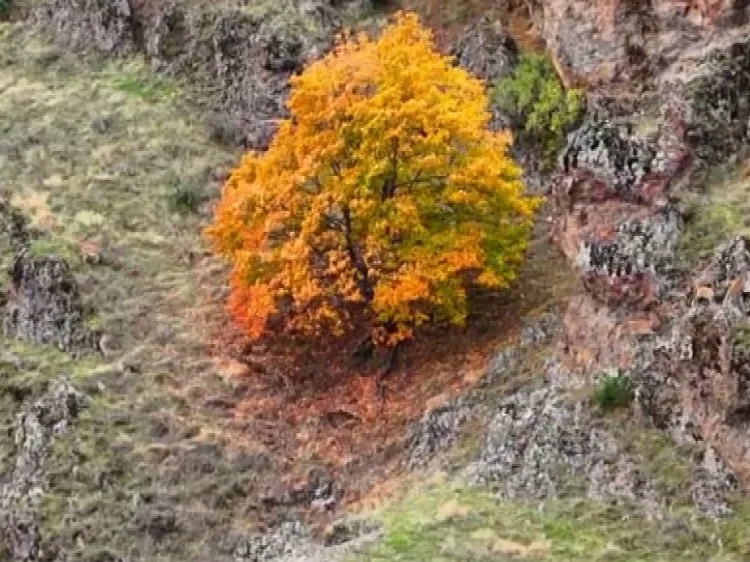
206,12,539,350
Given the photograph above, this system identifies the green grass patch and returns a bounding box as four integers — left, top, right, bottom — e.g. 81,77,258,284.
351,481,750,561
167,180,206,215
731,323,750,348
677,157,750,264
112,71,177,103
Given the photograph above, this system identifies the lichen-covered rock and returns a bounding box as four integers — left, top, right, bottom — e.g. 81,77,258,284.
694,236,750,316
1,378,83,562
554,115,692,312
572,207,682,309
667,35,750,160
467,382,662,515
321,517,380,547
296,0,373,33
450,17,519,134
520,312,561,347
3,253,88,351
560,120,662,204
232,521,309,562
31,0,135,54
451,17,518,83
406,396,480,470
230,515,381,562
627,237,750,489
578,209,681,278
407,315,560,469
690,447,738,517
0,197,29,288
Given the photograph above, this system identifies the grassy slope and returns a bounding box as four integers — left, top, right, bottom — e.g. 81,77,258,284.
0,22,271,562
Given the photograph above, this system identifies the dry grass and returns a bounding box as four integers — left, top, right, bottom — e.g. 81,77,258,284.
677,153,750,265
0,22,259,560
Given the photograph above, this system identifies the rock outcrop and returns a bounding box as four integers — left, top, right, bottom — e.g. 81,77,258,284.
3,254,88,351
0,197,89,352
29,0,373,149
550,4,750,493
1,378,83,561
31,0,136,54
450,16,518,83
530,0,750,88
468,375,663,517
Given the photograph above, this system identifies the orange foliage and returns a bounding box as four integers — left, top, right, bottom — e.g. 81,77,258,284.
206,12,539,346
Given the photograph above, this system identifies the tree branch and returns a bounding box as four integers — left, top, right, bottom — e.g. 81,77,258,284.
342,205,374,303
381,139,399,201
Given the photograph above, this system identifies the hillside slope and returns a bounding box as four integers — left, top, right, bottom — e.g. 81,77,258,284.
4,1,750,561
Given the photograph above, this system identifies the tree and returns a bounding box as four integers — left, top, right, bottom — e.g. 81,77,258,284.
206,12,539,349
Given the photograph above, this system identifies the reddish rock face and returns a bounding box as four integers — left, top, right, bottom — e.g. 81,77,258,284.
533,0,749,87
542,0,750,489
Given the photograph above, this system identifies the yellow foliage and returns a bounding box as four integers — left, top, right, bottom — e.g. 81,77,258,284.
206,12,540,345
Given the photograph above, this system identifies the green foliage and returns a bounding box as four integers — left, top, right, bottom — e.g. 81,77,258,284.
593,370,634,411
0,0,11,21
494,53,584,166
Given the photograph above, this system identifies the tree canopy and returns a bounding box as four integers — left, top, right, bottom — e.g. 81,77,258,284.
206,12,539,346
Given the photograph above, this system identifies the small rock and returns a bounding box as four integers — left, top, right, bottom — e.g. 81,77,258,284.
137,507,178,540
91,116,114,134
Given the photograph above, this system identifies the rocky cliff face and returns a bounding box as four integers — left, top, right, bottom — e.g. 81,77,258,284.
538,0,750,490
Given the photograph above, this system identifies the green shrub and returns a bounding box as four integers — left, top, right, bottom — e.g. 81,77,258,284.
493,53,584,167
593,370,634,411
167,182,204,214
0,0,12,20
